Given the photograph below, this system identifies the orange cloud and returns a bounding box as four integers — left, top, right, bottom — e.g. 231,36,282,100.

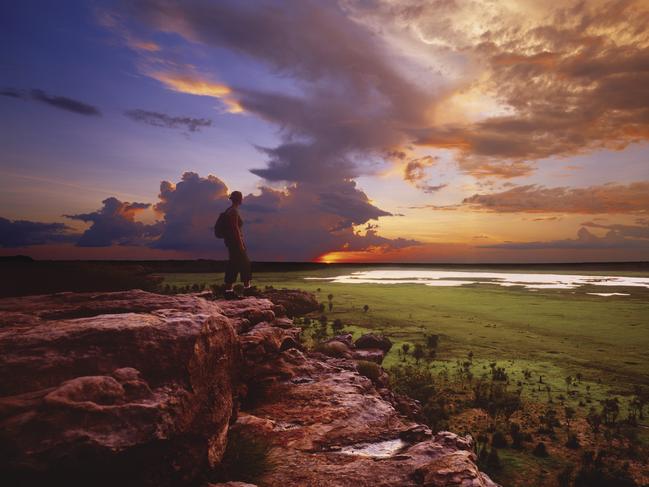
127,38,160,52
412,0,649,178
149,72,243,113
463,182,649,214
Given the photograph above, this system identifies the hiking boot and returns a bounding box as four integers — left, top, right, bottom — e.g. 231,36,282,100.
242,286,259,297
224,291,243,300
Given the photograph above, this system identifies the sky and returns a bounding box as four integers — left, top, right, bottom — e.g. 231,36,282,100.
1,0,648,263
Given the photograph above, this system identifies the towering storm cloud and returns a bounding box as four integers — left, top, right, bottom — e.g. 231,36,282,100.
152,172,417,260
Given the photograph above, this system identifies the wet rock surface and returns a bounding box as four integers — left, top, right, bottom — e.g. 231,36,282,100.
0,288,498,487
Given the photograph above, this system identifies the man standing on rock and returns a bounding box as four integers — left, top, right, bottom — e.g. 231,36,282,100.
221,191,253,299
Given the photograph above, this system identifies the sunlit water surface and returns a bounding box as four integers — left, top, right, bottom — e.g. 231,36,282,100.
305,270,649,295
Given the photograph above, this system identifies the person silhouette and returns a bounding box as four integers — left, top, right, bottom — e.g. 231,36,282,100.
222,191,253,299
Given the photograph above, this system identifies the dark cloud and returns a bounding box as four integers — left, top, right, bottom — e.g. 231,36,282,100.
0,217,78,247
152,172,417,260
529,216,562,222
463,182,649,214
402,155,446,193
66,197,161,247
480,227,649,250
30,89,101,116
1,88,101,116
0,88,24,99
126,0,431,184
124,109,212,132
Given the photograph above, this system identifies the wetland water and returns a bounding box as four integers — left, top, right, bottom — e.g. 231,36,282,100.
306,269,649,294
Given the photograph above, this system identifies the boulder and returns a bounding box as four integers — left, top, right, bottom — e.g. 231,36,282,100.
351,348,386,364
326,333,354,348
354,333,393,353
0,290,238,486
259,289,319,318
318,340,353,358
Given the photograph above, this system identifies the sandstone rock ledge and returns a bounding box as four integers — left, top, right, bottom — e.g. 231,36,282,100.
0,289,499,487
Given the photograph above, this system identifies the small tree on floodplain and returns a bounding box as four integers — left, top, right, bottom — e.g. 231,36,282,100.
565,406,575,431
331,319,344,335
413,343,425,364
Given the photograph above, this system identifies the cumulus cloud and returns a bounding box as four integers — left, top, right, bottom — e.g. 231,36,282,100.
1,88,101,116
124,109,213,132
481,227,649,250
152,172,418,260
153,172,230,251
66,197,162,247
0,217,78,247
463,182,649,214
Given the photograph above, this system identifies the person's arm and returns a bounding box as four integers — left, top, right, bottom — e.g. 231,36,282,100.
229,209,245,249
236,212,246,250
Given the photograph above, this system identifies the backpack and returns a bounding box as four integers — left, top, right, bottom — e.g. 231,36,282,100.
214,211,228,239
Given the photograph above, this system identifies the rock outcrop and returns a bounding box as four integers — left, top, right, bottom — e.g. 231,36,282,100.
234,334,497,487
0,289,498,487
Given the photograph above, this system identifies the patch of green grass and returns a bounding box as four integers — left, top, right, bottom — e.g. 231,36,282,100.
494,448,570,487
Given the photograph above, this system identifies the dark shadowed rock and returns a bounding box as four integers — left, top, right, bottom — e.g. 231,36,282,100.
207,483,257,487
354,333,393,353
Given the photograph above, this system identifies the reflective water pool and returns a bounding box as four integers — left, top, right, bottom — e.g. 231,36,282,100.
306,269,649,294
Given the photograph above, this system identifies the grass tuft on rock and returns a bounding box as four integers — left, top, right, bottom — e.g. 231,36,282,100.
210,429,274,484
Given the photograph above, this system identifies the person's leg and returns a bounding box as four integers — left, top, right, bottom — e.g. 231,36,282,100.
224,246,237,294
240,249,254,293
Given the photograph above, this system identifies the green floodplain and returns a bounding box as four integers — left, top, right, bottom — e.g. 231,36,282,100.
162,266,649,396
161,265,649,486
